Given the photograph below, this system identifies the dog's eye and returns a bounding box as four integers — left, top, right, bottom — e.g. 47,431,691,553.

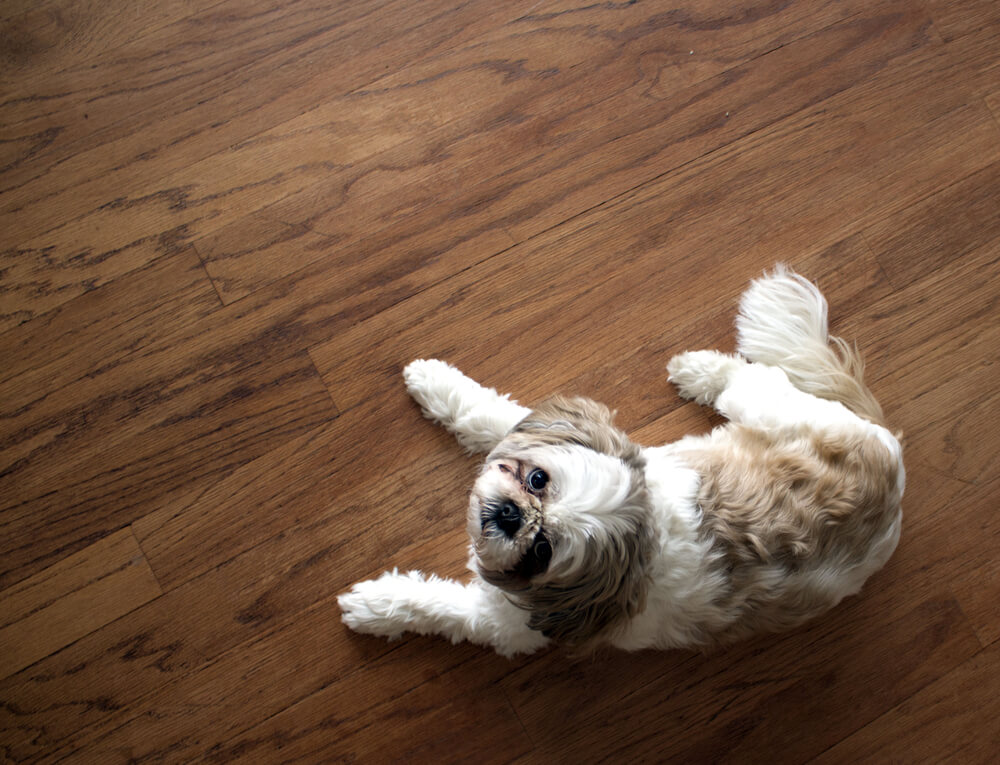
526,468,548,492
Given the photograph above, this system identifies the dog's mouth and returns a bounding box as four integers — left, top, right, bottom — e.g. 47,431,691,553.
510,529,553,579
470,488,552,578
475,524,554,584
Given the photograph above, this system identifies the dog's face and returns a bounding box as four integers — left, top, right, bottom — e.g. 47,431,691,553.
468,396,656,645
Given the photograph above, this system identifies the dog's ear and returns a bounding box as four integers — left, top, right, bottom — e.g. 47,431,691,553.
481,506,654,647
525,517,654,645
510,395,643,467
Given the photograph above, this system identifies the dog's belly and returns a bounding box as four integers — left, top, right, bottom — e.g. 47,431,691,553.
615,437,903,650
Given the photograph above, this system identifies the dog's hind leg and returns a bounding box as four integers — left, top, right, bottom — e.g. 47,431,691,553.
669,266,886,432
668,350,864,432
403,359,530,453
667,350,746,407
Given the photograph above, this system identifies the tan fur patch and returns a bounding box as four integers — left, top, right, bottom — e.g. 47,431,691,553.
506,395,644,468
822,335,887,427
686,424,902,643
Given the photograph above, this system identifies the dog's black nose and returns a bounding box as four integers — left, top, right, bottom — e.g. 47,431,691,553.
495,501,522,537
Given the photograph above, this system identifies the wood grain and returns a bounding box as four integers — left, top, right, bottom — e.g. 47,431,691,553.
864,161,1000,289
1,0,999,761
130,386,478,591
199,0,931,302
68,627,529,763
924,0,1000,41
894,473,1000,648
0,334,337,588
501,594,979,763
0,0,541,329
0,527,161,681
0,248,219,386
310,92,999,414
203,649,531,763
846,245,1000,483
0,1,226,76
0,393,481,759
812,642,1000,764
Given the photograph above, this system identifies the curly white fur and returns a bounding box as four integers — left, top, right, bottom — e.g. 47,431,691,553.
403,359,530,453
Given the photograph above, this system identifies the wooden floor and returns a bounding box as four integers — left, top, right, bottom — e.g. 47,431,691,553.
1,0,999,761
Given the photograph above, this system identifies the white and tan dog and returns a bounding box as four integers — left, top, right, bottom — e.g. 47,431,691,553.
338,266,904,656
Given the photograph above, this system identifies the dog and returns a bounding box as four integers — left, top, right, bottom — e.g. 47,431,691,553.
338,266,904,656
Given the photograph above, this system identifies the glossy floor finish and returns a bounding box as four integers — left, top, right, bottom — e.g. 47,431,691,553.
1,0,999,761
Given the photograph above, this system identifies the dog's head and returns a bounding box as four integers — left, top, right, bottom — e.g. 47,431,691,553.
469,395,655,646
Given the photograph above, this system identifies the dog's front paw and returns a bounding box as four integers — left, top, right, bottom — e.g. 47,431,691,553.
667,351,744,405
403,358,466,424
337,572,410,639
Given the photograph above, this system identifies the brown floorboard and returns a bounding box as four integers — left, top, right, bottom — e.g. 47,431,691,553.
2,0,998,762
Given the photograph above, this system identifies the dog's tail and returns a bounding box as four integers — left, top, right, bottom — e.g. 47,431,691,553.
735,264,886,427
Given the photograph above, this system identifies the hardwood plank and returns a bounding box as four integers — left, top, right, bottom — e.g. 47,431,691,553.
201,0,942,302
0,508,487,763
62,623,528,763
105,348,985,765
1,176,984,760
15,594,369,763
4,378,984,760
0,0,395,171
0,395,481,759
988,91,1000,126
838,243,1000,484
566,235,894,439
503,592,978,763
0,341,336,588
0,216,206,334
0,543,347,761
2,0,999,760
111,241,914,760
894,347,1000,486
310,88,1000,414
2,0,906,322
811,643,1000,764
131,382,485,592
843,240,998,387
0,0,53,22
494,11,974,247
205,652,529,763
4,1,551,245
0,0,538,215
0,0,228,86
924,0,1000,41
0,0,542,218
896,473,1000,648
52,522,483,763
0,0,542,327
3,0,987,345
864,161,1000,289
0,528,161,681
0,248,218,382
130,422,339,591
